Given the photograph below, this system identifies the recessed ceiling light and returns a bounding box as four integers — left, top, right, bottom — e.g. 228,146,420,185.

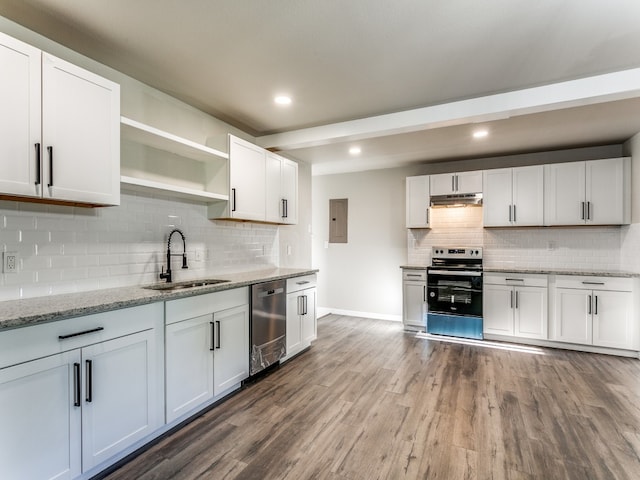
473,129,489,139
349,146,361,155
274,95,292,105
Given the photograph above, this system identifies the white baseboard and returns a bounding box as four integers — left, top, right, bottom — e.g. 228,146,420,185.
317,307,401,322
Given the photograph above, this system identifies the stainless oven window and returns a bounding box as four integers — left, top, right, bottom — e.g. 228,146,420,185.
427,273,482,317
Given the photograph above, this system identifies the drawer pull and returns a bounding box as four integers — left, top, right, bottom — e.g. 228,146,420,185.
505,278,525,282
582,281,605,286
58,327,104,340
406,274,422,278
296,280,311,285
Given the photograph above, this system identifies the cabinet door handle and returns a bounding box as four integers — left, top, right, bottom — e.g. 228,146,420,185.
515,290,519,309
73,362,81,407
282,198,288,218
34,143,41,186
426,208,429,225
303,295,308,315
215,320,221,349
423,286,426,302
581,201,585,220
587,201,592,220
297,295,303,315
510,290,514,309
587,295,592,315
231,188,236,212
210,321,215,351
508,205,512,222
513,205,516,223
594,295,598,315
451,175,455,192
47,146,54,187
58,327,104,340
85,359,93,403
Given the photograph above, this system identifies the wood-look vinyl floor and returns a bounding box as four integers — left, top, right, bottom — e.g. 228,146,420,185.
103,315,640,480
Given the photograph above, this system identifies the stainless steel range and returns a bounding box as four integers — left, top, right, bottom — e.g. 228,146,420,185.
426,247,483,339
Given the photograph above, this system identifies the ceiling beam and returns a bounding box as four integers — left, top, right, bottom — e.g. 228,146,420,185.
256,68,640,150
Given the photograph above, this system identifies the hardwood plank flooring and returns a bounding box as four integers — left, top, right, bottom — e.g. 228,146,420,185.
102,315,640,480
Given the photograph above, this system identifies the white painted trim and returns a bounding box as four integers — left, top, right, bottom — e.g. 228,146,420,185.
257,68,640,150
317,307,401,322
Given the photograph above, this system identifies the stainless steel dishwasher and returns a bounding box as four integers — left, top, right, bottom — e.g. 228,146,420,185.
250,279,286,376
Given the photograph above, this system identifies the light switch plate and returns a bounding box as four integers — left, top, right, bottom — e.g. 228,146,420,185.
3,251,18,273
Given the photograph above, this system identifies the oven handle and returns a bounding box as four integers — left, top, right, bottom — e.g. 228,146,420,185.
427,270,482,277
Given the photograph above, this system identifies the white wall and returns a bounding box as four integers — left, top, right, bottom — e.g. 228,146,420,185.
312,168,408,320
0,16,313,301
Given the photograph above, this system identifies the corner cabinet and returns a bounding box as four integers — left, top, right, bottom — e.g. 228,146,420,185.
406,175,431,228
0,303,164,479
402,268,427,331
283,274,317,361
551,275,637,350
165,287,249,423
483,166,544,227
120,116,229,203
0,31,120,206
483,273,548,339
544,158,631,226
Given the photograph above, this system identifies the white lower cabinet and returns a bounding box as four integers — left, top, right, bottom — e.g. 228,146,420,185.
165,287,249,423
402,269,427,331
283,274,317,361
483,273,548,340
553,276,636,350
0,303,163,480
0,350,82,480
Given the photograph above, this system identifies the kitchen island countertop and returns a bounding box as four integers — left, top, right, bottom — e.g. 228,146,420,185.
0,267,318,332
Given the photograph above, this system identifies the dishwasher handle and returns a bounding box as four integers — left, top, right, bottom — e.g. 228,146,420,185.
257,287,285,298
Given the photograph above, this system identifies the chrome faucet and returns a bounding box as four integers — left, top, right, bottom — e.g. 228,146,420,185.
159,228,188,283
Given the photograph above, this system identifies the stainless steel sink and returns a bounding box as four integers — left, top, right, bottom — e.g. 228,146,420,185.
143,278,229,291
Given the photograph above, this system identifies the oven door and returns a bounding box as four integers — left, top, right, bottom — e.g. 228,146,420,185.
427,270,482,317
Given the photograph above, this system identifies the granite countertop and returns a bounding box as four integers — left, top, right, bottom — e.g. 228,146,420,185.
401,264,639,278
0,267,318,332
483,267,640,278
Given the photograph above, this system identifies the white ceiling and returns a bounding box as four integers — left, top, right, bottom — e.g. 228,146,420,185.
2,0,640,175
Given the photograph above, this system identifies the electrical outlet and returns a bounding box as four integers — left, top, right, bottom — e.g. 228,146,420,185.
195,250,203,262
3,251,18,273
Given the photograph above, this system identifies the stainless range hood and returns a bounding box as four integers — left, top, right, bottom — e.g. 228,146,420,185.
430,192,483,207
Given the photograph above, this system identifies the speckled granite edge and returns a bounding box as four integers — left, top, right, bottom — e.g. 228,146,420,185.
483,268,640,278
0,268,319,332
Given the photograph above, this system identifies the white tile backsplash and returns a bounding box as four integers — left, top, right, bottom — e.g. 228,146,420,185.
408,206,640,273
0,191,279,301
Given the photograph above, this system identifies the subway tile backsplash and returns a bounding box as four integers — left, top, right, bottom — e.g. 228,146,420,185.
408,206,638,272
0,190,278,301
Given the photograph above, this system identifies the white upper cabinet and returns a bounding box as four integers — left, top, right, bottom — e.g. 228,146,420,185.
42,54,120,206
544,158,630,226
430,171,482,195
406,175,430,228
266,152,298,224
0,31,120,206
0,32,41,199
209,135,298,224
227,134,266,221
483,165,544,227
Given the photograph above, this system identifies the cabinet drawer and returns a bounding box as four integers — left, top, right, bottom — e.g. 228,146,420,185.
166,287,249,325
0,302,163,370
484,273,547,288
403,269,427,282
287,274,317,294
555,275,633,292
